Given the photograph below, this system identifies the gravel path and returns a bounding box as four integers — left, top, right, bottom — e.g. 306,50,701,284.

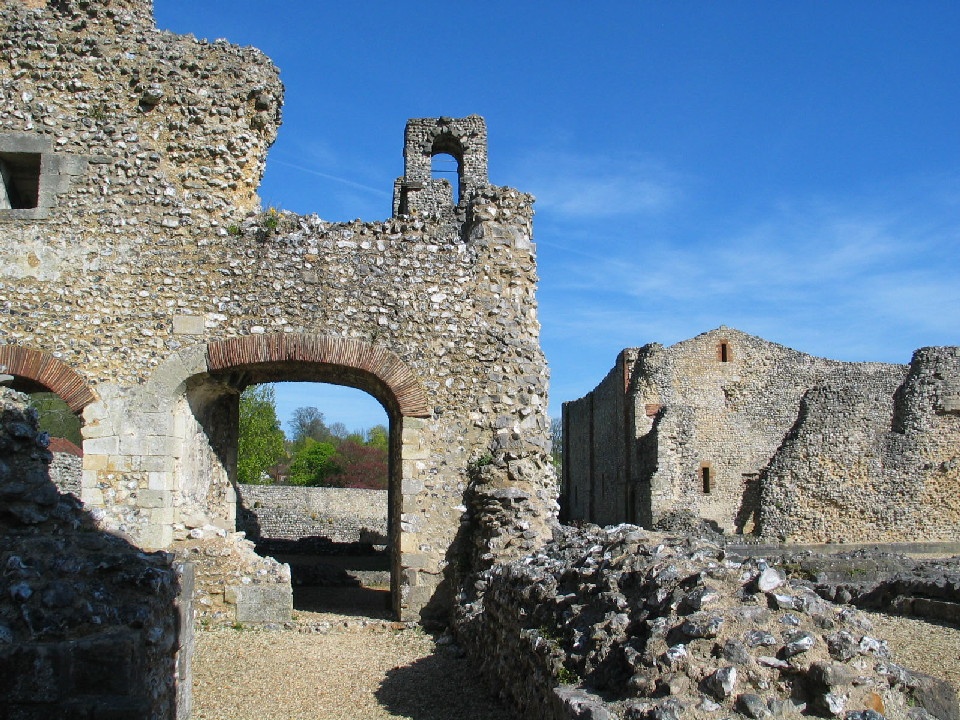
192,610,959,719
191,612,519,720
861,611,960,690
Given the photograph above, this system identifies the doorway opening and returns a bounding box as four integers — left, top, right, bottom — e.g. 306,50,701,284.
234,381,393,617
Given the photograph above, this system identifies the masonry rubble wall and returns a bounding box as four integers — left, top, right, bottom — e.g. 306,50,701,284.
563,327,958,542
49,449,82,496
454,523,958,720
759,346,960,543
0,387,193,719
561,358,629,526
0,0,556,622
236,484,388,544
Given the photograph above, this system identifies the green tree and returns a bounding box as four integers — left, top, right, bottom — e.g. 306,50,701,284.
289,406,332,447
288,438,341,486
28,392,82,446
366,424,389,451
237,384,286,484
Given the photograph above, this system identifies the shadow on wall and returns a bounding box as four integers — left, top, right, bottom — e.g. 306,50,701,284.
0,388,192,719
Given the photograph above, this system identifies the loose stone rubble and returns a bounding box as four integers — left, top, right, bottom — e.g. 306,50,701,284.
456,523,959,720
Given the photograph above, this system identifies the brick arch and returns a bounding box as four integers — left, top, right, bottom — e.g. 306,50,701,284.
0,344,97,413
205,334,430,418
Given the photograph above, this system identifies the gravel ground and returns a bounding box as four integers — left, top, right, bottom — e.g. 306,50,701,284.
191,611,519,720
861,611,960,690
192,610,958,719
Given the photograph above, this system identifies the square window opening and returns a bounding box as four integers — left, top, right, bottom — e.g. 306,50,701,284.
0,152,41,210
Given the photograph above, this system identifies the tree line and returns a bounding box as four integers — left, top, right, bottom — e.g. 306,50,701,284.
238,384,388,490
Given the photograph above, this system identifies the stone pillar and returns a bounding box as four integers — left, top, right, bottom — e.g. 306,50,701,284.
81,387,178,549
396,415,436,620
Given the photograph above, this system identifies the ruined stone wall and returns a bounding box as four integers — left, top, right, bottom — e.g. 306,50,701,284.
561,355,629,526
759,346,960,542
562,327,954,542
0,387,192,719
0,0,556,622
455,524,958,720
236,485,388,544
49,448,81,495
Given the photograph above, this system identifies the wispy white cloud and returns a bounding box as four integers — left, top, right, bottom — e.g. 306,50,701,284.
509,147,683,219
269,158,391,197
539,177,960,380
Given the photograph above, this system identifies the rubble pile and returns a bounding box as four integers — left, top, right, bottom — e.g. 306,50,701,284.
456,523,958,720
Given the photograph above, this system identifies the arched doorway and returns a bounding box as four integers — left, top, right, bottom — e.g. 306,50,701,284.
236,381,393,616
176,334,429,620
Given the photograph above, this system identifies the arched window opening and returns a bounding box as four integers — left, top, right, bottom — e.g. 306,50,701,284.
236,381,392,617
431,152,461,204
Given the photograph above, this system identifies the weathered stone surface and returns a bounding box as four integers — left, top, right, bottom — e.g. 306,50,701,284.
232,584,293,624
563,328,959,544
0,0,557,623
455,523,958,720
0,388,192,718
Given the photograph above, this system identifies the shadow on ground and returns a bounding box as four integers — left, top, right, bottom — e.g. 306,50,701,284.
374,645,520,720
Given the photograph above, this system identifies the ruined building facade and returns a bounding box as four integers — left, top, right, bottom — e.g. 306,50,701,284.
0,0,556,623
563,327,960,543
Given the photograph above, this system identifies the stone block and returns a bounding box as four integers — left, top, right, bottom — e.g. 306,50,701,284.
82,486,104,506
69,632,135,696
402,552,433,570
147,472,169,491
401,477,425,495
119,434,176,457
400,533,421,552
232,585,293,624
81,420,115,439
137,489,167,509
172,314,204,335
84,436,119,455
940,395,960,413
0,645,61,702
138,455,175,473
150,506,175,525
140,524,173,550
402,444,430,460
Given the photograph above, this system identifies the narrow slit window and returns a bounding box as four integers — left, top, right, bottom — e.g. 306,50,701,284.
719,341,729,363
701,465,711,494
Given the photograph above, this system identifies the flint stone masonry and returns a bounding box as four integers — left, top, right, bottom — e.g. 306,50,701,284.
0,388,193,719
237,484,388,544
563,327,960,543
455,523,959,720
49,448,82,496
0,0,556,623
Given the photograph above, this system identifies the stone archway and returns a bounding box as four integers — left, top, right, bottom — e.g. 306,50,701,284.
143,334,430,620
0,344,97,412
205,334,430,419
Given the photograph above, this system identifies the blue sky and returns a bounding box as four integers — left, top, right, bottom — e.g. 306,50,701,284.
155,1,960,434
